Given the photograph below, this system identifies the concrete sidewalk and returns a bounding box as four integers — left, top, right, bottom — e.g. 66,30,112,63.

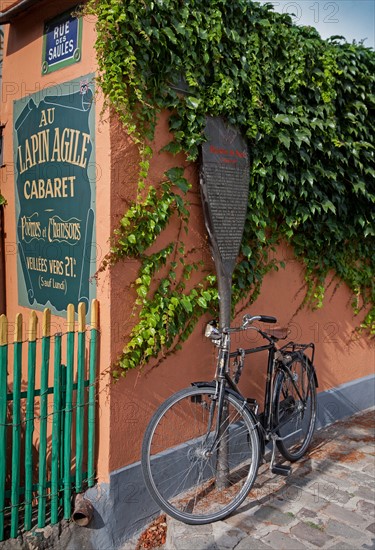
126,407,375,550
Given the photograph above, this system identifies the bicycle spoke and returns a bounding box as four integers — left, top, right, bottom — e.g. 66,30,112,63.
142,387,259,524
274,354,317,461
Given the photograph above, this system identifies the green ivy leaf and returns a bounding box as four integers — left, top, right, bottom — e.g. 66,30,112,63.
181,297,193,313
197,297,207,308
185,96,201,109
88,0,375,375
163,26,177,44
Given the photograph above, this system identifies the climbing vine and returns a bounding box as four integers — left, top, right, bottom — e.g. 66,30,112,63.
85,0,375,375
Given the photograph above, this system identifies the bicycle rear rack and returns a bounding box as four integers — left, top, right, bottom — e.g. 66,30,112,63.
280,341,315,364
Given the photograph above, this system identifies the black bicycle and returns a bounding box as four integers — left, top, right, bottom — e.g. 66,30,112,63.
142,314,318,524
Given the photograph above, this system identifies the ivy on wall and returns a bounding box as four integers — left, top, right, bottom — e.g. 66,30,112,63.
85,0,375,375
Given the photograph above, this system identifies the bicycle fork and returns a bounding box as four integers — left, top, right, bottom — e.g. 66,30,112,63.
207,334,233,488
199,380,231,488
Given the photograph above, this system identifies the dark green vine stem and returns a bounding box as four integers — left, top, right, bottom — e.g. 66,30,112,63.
85,0,375,375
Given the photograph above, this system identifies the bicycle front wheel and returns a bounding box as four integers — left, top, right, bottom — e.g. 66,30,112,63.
274,353,317,461
142,386,260,524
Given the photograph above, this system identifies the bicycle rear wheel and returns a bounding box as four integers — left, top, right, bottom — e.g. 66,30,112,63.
142,386,260,524
273,353,317,461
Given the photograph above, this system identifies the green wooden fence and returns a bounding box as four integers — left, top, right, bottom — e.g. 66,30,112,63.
0,300,99,541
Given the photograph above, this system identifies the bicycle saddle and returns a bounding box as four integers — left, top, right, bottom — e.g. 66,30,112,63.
265,327,290,340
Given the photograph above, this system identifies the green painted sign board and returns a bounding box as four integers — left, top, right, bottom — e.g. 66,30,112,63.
13,75,96,316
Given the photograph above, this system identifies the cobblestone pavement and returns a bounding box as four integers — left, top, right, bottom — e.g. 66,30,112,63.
124,407,375,550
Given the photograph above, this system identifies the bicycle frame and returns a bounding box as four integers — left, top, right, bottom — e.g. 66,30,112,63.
205,324,315,456
142,313,318,523
228,342,277,433
202,329,273,456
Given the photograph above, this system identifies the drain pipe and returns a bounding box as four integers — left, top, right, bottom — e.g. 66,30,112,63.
72,493,94,527
0,205,5,315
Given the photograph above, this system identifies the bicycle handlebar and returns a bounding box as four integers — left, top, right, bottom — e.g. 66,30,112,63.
205,315,278,340
259,315,277,324
243,314,277,326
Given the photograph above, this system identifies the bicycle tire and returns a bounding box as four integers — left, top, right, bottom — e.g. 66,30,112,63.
142,386,260,525
273,353,317,462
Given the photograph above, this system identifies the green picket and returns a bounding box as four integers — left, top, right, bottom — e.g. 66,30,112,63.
88,300,98,487
63,304,75,518
37,309,51,527
0,301,98,540
24,311,38,530
10,315,22,539
50,333,62,525
75,303,86,493
0,315,8,541
59,364,66,507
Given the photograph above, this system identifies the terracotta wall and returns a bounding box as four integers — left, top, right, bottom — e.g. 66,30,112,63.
1,1,373,482
108,233,374,470
0,1,112,482
107,112,374,472
106,111,215,470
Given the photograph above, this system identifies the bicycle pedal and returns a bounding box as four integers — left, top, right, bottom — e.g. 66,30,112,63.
271,464,292,476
